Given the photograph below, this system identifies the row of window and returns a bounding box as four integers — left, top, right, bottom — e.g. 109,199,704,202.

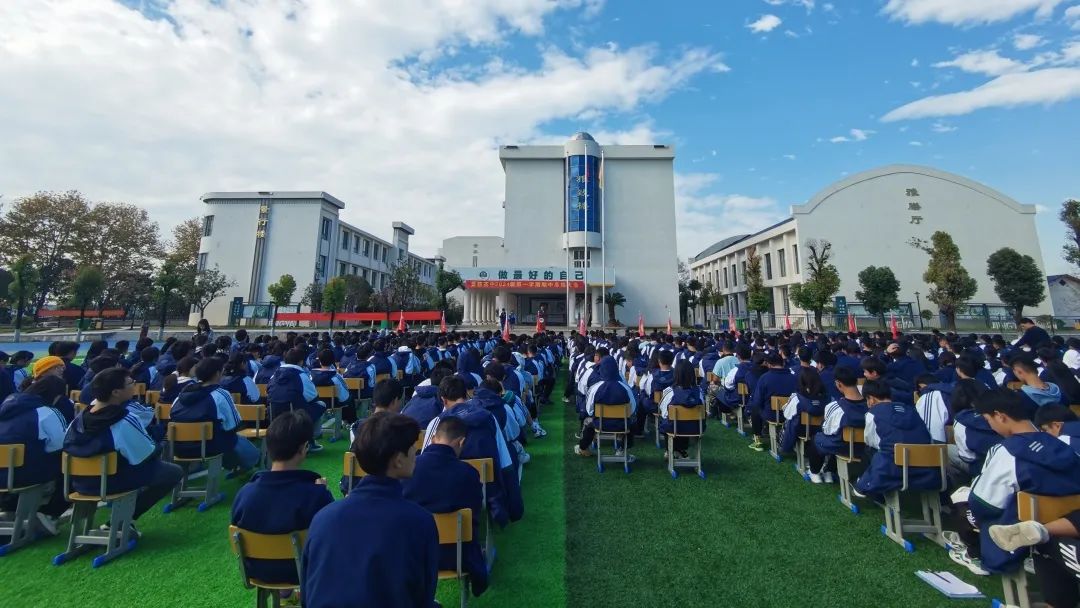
701,243,801,290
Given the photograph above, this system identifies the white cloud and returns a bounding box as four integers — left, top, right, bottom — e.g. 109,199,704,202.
675,173,786,259
748,14,783,33
764,0,815,11
1013,34,1046,50
782,154,797,160
0,0,725,256
829,128,874,143
931,121,958,132
909,140,924,146
883,67,1080,121
1067,5,1080,29
911,58,920,67
933,49,1026,76
829,136,850,143
882,0,1065,26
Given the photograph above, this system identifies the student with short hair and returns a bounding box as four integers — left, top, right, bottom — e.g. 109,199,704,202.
810,366,868,482
1012,354,1066,410
170,357,261,474
401,366,455,429
54,341,85,392
310,349,351,418
302,412,438,608
267,348,326,453
9,350,33,391
658,360,705,459
780,367,829,468
1034,405,1080,453
64,368,184,529
219,353,261,404
748,352,797,452
231,410,333,588
853,380,939,500
403,415,489,598
948,379,998,483
129,347,162,391
860,357,912,404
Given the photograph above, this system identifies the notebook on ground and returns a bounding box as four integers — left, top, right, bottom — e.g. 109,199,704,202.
916,570,985,599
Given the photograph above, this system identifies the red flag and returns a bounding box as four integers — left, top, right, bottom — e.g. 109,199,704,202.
666,315,672,335
847,314,856,333
785,314,792,330
440,310,447,333
502,316,510,342
637,312,645,337
535,315,542,334
890,312,899,340
578,315,586,336
397,311,406,333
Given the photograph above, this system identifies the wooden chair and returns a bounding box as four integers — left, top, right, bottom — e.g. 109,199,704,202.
651,390,664,449
345,377,367,417
146,390,161,408
1070,404,1080,418
996,492,1080,608
396,369,404,381
375,373,390,385
228,525,306,608
795,412,824,480
256,383,268,399
594,403,632,474
154,402,173,458
164,421,225,513
68,390,81,403
1007,381,1024,391
133,383,147,402
766,396,788,462
342,452,367,494
434,509,474,608
236,404,269,470
735,383,750,436
315,385,343,442
665,405,706,479
464,458,495,568
231,392,242,405
52,452,139,568
881,443,948,552
0,444,57,555
74,401,89,413
836,427,865,514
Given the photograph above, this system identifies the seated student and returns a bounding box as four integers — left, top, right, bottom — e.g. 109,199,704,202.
635,350,675,436
1012,354,1066,410
401,366,456,430
947,379,997,483
402,415,488,598
302,412,438,608
748,353,797,452
393,344,423,398
934,351,958,385
0,352,14,404
861,357,913,405
476,365,529,464
309,349,351,418
0,375,72,534
129,347,162,392
717,345,753,417
340,379,403,496
853,380,939,500
914,372,953,444
574,356,638,461
64,368,184,532
219,354,261,405
658,360,705,459
254,346,283,386
55,341,85,392
814,350,842,403
810,366,868,483
424,376,520,527
947,390,1080,576
9,350,33,391
170,357,261,474
836,341,863,373
1034,405,1080,454
160,356,198,404
231,410,334,593
78,352,121,407
780,367,829,460
25,356,75,422
990,511,1080,608
81,341,108,370
267,348,326,453
1039,349,1080,405
367,339,400,383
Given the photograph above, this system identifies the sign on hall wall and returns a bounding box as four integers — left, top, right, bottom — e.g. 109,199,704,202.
453,266,615,288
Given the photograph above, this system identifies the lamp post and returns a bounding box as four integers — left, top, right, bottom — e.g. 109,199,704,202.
914,291,923,329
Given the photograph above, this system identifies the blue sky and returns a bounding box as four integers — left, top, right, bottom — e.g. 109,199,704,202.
1,0,1078,274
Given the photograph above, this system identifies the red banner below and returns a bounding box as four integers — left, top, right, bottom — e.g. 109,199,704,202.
464,280,585,290
275,311,442,322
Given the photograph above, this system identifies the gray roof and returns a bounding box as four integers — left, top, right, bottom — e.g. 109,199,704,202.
690,217,797,262
569,131,596,142
200,191,345,209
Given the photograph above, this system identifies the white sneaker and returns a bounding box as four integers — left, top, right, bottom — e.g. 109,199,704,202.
989,521,1048,552
948,548,990,576
822,471,836,484
942,530,967,551
520,451,532,464
1024,557,1035,575
808,472,824,484
35,513,59,536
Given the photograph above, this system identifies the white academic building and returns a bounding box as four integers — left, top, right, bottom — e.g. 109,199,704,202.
689,165,1053,329
439,132,680,327
194,192,438,327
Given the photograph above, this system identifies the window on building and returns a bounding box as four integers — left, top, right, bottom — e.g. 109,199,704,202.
382,248,388,263
318,255,327,277
723,267,729,288
778,249,787,278
380,273,386,289
351,265,358,275
338,262,347,277
341,231,350,250
731,264,737,287
741,261,747,284
321,218,331,241
362,268,369,281
792,244,800,274
353,236,360,253
764,253,773,280
197,252,208,271
472,255,478,267
399,249,405,261
363,239,370,257
202,215,214,237
372,244,379,260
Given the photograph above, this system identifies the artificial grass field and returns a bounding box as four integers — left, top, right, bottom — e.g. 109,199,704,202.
0,368,1007,607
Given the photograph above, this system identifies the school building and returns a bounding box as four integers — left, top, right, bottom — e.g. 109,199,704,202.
688,165,1053,329
195,192,439,327
439,131,680,327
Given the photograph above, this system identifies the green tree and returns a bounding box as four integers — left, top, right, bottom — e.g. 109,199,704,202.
341,275,374,312
8,255,39,342
596,291,626,326
300,282,323,312
78,202,163,312
267,273,297,333
856,266,900,329
699,282,716,327
186,266,236,320
435,266,464,312
111,267,155,329
789,239,841,329
153,258,186,338
70,266,105,339
168,217,204,272
911,231,978,330
685,279,702,325
1061,199,1080,267
322,277,347,328
745,246,772,329
986,247,1046,323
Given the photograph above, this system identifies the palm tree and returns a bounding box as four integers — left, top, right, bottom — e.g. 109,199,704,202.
596,291,627,326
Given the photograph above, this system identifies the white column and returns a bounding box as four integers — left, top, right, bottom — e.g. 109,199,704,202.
591,292,601,327
464,291,473,325
486,293,495,325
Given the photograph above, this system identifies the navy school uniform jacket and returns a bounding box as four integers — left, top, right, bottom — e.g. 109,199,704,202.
129,362,160,391
780,393,827,453
915,383,954,443
720,361,754,410
402,443,489,597
231,469,333,585
1054,420,1080,454
343,359,376,398
836,354,862,373
424,402,521,526
309,368,349,404
0,392,67,487
393,350,423,386
63,404,162,494
819,366,842,403
749,368,797,422
401,385,443,430
169,383,242,458
156,351,178,377
935,366,957,385
220,374,261,404
814,397,868,456
952,409,1001,475
970,431,1080,573
0,367,16,405
456,351,484,391
585,357,638,431
302,476,440,608
886,355,925,393
659,386,705,436
160,376,195,405
267,364,318,418
697,349,721,389
63,360,86,392
254,356,281,385
367,351,399,381
639,368,674,414
855,401,940,495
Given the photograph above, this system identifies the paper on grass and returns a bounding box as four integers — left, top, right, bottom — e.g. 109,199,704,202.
916,570,984,599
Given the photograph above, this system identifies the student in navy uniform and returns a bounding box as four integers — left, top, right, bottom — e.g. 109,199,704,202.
1034,405,1080,454
129,347,162,391
402,415,489,598
884,342,925,395
219,354,261,405
0,352,16,404
170,357,261,474
53,341,85,392
717,345,753,417
401,366,455,430
302,412,439,608
64,368,184,530
267,348,326,452
340,379,403,495
1011,354,1065,410
9,351,33,392
658,360,705,459
574,356,638,460
254,346,283,386
635,349,675,437
1013,317,1052,351
780,367,829,459
947,379,998,484
160,356,198,405
309,349,351,420
748,352,797,452
853,380,939,500
810,366,868,483
0,375,72,534
231,410,333,592
394,344,423,400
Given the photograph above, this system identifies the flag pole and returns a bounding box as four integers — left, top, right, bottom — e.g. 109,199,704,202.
583,151,589,330
601,149,606,329
565,153,570,329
